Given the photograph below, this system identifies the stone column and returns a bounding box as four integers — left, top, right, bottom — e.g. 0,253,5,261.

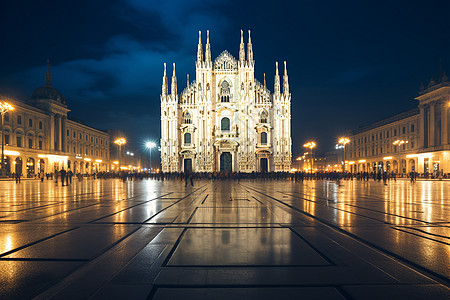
442,102,448,145
61,116,67,152
430,103,435,147
50,113,55,151
58,115,63,152
418,105,425,149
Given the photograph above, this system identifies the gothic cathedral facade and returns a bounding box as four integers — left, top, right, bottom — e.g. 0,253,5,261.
160,30,292,173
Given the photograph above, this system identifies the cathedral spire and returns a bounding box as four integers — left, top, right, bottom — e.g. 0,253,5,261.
187,74,189,88
171,63,177,96
162,63,168,96
197,31,203,64
274,61,280,96
205,30,211,64
247,30,253,63
45,59,52,87
283,61,289,95
239,29,245,62
263,73,266,90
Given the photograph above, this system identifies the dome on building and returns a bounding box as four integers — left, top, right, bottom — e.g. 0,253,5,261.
31,60,66,104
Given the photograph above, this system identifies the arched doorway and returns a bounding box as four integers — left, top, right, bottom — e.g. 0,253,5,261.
408,159,415,172
401,159,407,174
220,152,232,172
38,159,45,174
27,157,35,177
184,158,192,173
392,160,398,173
260,158,268,173
15,157,22,175
73,161,78,174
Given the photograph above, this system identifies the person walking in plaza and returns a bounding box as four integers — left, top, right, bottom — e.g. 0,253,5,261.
60,168,66,186
54,169,59,184
67,169,73,184
15,172,20,183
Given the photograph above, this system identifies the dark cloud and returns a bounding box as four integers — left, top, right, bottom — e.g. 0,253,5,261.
0,0,449,157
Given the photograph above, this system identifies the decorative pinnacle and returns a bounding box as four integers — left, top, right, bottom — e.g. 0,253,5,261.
276,61,279,75
163,63,167,76
45,59,52,87
172,63,176,76
198,31,201,43
241,29,244,43
284,61,287,75
207,30,210,43
248,30,252,43
187,74,189,87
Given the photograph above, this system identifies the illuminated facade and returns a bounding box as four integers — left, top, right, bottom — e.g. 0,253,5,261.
1,62,109,176
347,73,450,175
160,30,292,173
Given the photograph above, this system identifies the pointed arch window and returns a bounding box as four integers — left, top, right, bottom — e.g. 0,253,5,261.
183,111,192,124
261,132,267,145
260,110,268,123
220,80,231,102
221,117,230,131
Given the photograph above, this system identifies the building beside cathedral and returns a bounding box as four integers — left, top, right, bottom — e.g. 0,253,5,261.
346,72,450,176
1,61,110,176
160,30,292,173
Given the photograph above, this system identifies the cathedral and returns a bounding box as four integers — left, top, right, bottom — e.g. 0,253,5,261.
160,30,292,173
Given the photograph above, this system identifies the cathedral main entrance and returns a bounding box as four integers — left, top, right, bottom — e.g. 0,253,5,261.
184,159,192,173
260,158,268,173
220,152,232,173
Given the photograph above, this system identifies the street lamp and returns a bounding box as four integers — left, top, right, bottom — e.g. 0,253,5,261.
337,137,350,172
145,141,156,172
303,141,316,173
114,138,126,170
0,101,14,177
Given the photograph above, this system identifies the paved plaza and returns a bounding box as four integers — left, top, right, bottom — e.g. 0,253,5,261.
0,178,449,299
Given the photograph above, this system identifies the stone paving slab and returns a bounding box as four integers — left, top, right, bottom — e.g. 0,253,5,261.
0,179,449,299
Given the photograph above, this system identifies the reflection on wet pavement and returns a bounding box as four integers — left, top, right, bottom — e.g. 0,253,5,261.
0,179,449,299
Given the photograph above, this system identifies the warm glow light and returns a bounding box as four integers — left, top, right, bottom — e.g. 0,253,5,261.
84,158,91,161
338,137,350,145
4,150,20,156
358,159,366,163
0,101,14,114
38,154,46,158
45,155,68,159
114,138,126,146
393,139,408,145
406,154,418,158
95,159,102,163
383,156,393,160
113,161,119,165
348,161,355,165
303,141,316,149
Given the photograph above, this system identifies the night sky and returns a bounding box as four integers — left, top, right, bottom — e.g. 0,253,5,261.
0,0,449,159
